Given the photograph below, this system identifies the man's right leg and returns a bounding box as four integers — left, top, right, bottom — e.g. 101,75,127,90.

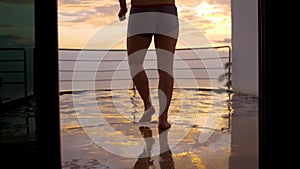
154,33,178,129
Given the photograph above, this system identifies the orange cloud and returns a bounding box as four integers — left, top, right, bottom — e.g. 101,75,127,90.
58,0,231,49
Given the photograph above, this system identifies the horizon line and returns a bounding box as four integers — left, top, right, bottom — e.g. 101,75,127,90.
59,45,231,52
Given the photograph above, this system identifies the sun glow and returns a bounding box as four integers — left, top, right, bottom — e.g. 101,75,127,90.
57,0,231,49
195,2,221,17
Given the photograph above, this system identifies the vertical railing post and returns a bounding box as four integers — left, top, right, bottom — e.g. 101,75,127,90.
22,48,28,97
228,46,232,91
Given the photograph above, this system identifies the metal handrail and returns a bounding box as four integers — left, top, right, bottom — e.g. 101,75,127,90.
0,48,28,97
59,46,231,90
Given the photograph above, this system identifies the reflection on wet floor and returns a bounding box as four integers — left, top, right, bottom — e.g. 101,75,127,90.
59,89,258,169
0,88,258,168
133,126,174,169
0,96,38,166
0,96,36,139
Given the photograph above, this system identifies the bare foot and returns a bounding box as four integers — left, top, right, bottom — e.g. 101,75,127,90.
158,121,171,130
139,106,155,123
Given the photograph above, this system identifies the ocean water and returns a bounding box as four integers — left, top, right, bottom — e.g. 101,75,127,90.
59,47,230,92
0,47,230,101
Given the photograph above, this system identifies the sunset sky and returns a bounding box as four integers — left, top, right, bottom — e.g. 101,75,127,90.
0,0,231,49
57,0,231,49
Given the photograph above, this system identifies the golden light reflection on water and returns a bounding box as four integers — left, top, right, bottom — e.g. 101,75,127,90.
74,91,224,129
175,152,190,156
60,89,231,131
190,154,205,169
172,152,206,169
60,88,232,166
59,88,260,168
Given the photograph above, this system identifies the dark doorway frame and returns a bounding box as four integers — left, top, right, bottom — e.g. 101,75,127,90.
258,0,270,168
34,0,61,168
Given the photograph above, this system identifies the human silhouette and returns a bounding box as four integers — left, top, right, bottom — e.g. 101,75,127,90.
118,0,178,130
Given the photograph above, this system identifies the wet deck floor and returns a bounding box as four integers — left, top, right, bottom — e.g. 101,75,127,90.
0,89,258,169
59,89,258,169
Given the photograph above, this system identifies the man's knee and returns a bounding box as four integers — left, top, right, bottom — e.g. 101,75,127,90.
129,63,144,78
